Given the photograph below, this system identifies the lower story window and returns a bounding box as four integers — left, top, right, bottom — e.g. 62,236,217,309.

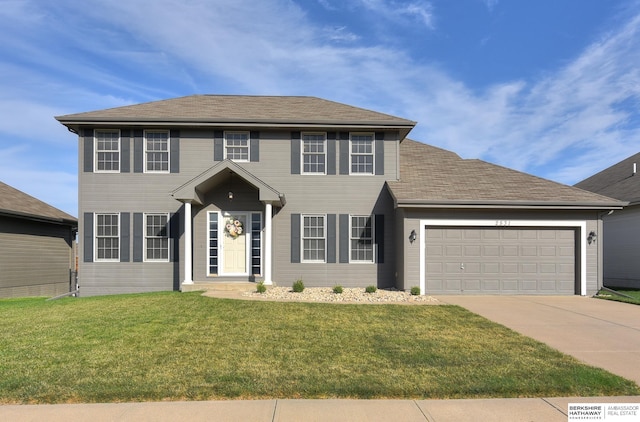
96,213,119,261
351,215,373,262
145,213,169,261
302,215,325,262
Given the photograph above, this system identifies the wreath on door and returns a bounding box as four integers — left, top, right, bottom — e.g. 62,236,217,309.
225,217,244,238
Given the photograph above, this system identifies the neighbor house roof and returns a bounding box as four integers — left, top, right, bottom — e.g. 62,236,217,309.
574,152,640,205
0,182,77,225
387,140,625,209
55,95,416,138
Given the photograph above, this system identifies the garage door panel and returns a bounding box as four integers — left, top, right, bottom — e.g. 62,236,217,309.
425,227,576,295
464,245,481,256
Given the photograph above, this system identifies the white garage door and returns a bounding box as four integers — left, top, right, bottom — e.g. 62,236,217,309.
425,227,577,295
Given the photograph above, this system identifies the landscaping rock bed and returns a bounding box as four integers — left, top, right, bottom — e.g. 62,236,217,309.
242,286,440,304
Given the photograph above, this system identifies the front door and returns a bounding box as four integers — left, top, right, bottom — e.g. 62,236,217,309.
221,212,249,275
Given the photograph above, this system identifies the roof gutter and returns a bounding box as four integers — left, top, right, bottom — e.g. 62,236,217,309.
392,199,628,210
0,209,78,227
55,119,416,139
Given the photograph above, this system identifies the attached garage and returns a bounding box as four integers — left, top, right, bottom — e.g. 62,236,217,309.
424,227,577,295
386,139,626,296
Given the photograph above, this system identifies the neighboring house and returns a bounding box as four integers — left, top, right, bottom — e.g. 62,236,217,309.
575,153,640,288
55,95,623,297
0,182,77,298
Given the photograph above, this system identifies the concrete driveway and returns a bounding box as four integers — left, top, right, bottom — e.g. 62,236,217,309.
437,295,640,385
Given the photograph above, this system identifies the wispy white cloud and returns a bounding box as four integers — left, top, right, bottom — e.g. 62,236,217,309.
358,0,435,29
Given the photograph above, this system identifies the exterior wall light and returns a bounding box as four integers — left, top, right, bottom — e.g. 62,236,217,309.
587,231,597,244
409,229,417,244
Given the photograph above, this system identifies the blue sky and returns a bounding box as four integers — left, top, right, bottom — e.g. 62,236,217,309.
2,0,640,217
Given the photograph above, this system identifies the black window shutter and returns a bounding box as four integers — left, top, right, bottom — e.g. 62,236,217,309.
83,212,94,262
327,132,336,175
375,214,384,264
250,131,259,162
375,132,384,175
121,130,131,173
133,130,143,173
327,214,336,263
291,213,301,263
291,132,301,174
214,131,224,161
83,129,94,173
170,130,180,173
339,132,349,175
133,213,143,262
169,212,179,262
339,214,349,263
120,212,130,262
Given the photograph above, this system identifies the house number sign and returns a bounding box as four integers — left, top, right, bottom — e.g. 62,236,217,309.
495,220,511,227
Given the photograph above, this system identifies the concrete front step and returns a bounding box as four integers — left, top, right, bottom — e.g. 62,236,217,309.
181,282,258,293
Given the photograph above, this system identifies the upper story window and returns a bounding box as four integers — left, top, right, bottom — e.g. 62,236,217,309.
145,130,169,173
95,213,119,261
350,215,374,263
302,133,326,174
225,131,249,161
95,129,120,172
145,213,169,261
350,133,374,175
302,214,326,263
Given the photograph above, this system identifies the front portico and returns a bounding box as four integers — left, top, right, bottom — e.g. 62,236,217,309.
172,160,285,288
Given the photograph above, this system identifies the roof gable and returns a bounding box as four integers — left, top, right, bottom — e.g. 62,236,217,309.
172,160,285,206
0,182,77,224
387,140,624,209
575,152,640,203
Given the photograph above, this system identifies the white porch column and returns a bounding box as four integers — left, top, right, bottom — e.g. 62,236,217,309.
183,201,193,285
264,202,273,285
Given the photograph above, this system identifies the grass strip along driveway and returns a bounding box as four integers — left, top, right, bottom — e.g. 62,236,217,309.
0,292,637,404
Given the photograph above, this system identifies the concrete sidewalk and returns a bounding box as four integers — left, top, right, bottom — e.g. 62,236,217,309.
2,396,639,421
437,295,640,385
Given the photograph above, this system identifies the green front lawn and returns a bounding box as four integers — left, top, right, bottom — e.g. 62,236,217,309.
0,292,637,404
595,288,640,305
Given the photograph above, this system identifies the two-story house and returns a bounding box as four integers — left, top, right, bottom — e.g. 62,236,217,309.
56,95,623,296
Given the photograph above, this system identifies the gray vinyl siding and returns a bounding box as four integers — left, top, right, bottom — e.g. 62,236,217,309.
397,209,602,295
602,206,640,288
0,216,75,298
78,127,401,295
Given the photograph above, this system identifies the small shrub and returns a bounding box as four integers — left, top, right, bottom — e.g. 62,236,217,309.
410,286,420,296
256,281,267,294
292,279,305,293
333,285,343,294
365,285,377,294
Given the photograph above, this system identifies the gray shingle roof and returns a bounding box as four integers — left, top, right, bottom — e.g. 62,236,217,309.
0,182,77,225
56,95,416,129
574,152,640,204
387,140,624,208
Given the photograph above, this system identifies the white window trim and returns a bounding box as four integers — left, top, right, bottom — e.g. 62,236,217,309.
349,132,375,176
207,211,220,276
94,129,121,173
417,219,588,297
301,132,327,175
94,212,120,262
301,214,327,263
224,131,250,162
143,213,170,262
250,212,264,276
143,130,170,174
349,215,375,264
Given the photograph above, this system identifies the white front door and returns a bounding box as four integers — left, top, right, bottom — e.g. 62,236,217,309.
221,212,249,275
